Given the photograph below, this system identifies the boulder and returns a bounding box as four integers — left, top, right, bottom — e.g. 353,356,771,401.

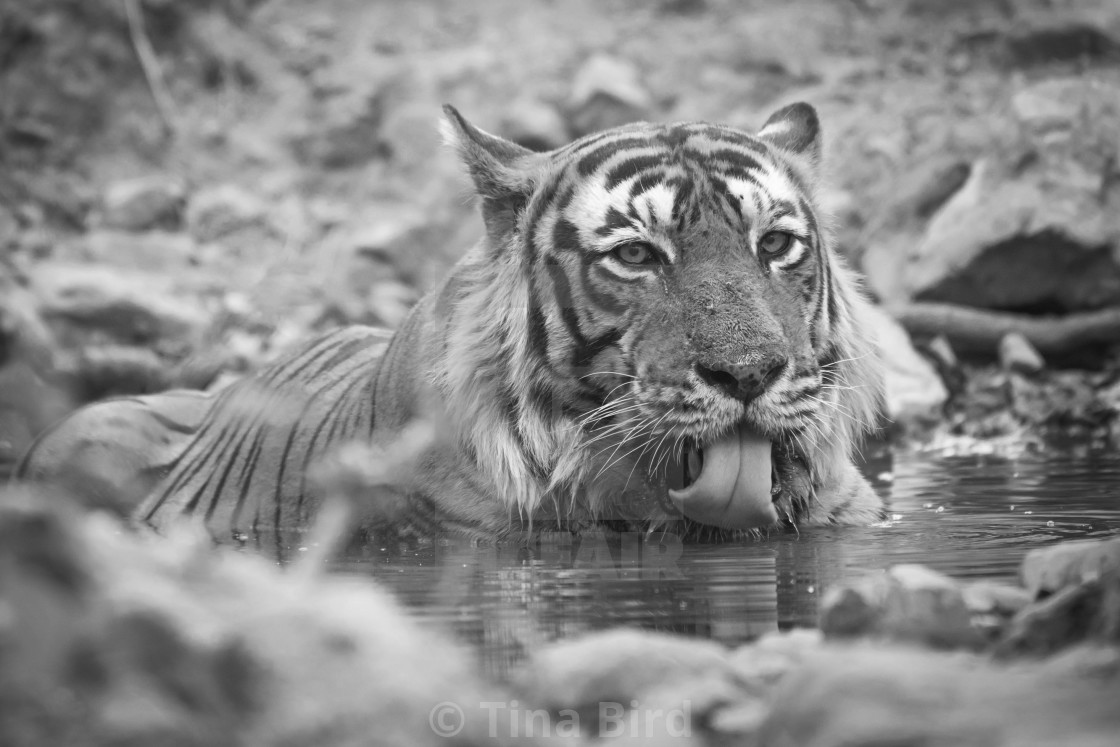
1020,536,1120,598
904,158,1120,312
988,538,1120,656
866,305,948,425
899,79,1120,312
996,572,1120,657
99,175,186,231
568,54,654,137
30,263,209,348
820,564,980,649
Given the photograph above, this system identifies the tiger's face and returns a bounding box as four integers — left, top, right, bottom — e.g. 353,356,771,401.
442,104,881,533
554,128,823,442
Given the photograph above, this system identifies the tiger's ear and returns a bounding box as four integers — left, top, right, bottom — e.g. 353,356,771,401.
758,102,822,171
441,105,538,239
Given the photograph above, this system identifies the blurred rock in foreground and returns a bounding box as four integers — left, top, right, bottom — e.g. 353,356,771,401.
0,489,511,747
3,489,1120,747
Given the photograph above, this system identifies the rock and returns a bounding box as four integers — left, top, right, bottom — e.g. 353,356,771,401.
821,565,980,649
728,628,823,688
0,265,71,465
500,97,569,151
99,175,186,231
999,332,1045,374
1020,536,1120,598
0,489,512,747
758,643,1120,747
62,344,174,400
0,361,72,468
516,629,761,741
819,576,885,638
185,184,269,243
859,158,973,304
30,263,209,349
899,78,1120,313
962,581,1032,616
903,155,1120,312
568,54,654,137
996,572,1120,657
1002,23,1120,68
880,565,979,648
963,580,1033,641
923,334,967,396
866,305,948,425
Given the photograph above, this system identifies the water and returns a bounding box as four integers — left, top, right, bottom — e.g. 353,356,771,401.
332,450,1120,676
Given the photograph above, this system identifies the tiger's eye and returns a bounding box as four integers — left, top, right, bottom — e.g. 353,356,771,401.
758,231,794,257
615,242,654,265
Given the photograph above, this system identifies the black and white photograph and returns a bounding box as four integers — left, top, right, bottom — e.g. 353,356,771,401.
1,0,1119,744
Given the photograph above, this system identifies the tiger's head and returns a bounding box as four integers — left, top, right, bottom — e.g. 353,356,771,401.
436,103,884,535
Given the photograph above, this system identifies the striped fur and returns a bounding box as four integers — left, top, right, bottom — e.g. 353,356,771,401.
16,103,885,542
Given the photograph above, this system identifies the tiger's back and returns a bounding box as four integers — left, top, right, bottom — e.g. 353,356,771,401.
17,326,393,540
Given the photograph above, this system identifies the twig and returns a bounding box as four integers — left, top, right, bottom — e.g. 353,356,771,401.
123,0,180,138
889,302,1120,355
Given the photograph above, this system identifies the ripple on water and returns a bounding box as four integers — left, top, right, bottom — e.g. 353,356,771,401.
329,452,1120,673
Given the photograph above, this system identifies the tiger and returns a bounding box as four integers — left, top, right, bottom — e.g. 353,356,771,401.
16,102,885,545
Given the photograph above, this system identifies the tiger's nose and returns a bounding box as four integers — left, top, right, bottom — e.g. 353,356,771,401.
695,355,789,403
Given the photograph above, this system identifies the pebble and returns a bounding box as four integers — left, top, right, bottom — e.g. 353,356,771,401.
998,332,1045,375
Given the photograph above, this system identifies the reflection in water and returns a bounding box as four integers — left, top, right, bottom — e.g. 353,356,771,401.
332,451,1120,675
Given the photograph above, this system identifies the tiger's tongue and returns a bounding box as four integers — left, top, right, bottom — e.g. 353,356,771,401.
668,424,776,529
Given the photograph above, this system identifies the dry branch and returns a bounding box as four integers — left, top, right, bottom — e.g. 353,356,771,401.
889,302,1120,355
124,0,180,138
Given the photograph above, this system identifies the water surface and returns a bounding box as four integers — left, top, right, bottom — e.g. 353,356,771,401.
333,450,1120,676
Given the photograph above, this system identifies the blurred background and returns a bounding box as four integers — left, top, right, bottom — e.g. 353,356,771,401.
2,0,1120,471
